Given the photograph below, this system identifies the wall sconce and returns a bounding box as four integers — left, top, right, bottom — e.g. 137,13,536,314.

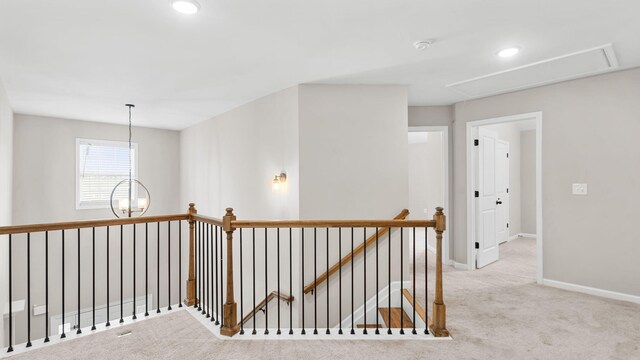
272,172,287,193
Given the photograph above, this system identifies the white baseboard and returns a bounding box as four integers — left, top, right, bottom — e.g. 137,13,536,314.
451,261,469,270
508,233,537,242
542,279,640,304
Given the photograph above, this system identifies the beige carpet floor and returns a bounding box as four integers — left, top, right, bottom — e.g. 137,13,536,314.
8,238,640,359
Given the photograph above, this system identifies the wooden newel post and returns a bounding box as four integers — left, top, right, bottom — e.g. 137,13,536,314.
431,207,450,337
184,203,198,307
220,207,240,336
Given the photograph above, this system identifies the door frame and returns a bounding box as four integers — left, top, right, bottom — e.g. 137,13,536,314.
496,138,510,245
466,112,543,284
408,126,450,264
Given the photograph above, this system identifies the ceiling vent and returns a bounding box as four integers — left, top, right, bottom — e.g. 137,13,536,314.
446,44,619,99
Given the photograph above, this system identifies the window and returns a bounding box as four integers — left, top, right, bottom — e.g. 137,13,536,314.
76,138,138,210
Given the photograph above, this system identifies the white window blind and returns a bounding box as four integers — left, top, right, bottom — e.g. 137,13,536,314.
76,138,138,209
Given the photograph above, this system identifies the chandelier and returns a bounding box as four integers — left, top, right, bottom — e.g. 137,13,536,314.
110,104,151,218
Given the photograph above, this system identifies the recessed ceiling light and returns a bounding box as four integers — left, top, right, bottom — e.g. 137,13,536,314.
497,46,521,58
170,0,201,15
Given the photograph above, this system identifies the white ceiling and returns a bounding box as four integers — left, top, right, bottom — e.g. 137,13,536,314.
1,0,639,130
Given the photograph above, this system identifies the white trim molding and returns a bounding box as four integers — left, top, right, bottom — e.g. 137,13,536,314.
466,111,543,284
542,279,640,304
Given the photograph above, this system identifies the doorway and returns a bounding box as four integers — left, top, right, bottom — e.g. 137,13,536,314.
408,126,449,263
466,112,542,283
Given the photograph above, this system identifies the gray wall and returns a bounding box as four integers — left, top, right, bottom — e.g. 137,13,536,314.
298,84,409,327
180,86,301,329
0,80,13,347
453,68,640,296
520,130,536,235
408,132,444,252
11,114,181,343
408,106,455,260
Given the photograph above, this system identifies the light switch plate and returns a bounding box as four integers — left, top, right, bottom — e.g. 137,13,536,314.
572,183,588,195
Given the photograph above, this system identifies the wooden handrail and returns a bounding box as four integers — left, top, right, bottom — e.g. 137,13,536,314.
0,214,189,236
240,291,294,326
192,213,224,226
303,209,410,294
232,218,432,230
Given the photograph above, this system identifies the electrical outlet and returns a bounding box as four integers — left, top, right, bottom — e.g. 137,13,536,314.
572,183,588,195
423,208,429,214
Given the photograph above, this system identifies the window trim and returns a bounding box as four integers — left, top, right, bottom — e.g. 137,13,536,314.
75,138,139,210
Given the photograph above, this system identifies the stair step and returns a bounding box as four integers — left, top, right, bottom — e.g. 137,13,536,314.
379,307,414,328
356,324,383,328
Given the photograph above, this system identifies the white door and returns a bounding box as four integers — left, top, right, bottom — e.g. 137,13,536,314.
476,128,499,268
495,140,509,244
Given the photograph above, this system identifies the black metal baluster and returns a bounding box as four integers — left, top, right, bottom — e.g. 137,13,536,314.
7,234,13,352
313,227,317,335
412,228,417,335
219,226,224,327
92,227,96,330
145,223,149,317
375,227,379,335
132,225,137,320
27,233,32,346
400,228,405,334
338,227,342,335
326,227,330,335
77,228,82,334
239,229,244,334
277,228,281,335
45,231,50,342
200,222,204,315
205,223,209,318
168,221,172,311
252,228,256,335
195,221,199,310
289,227,293,335
179,221,182,308
214,225,219,324
61,230,66,339
425,228,429,334
301,229,305,335
106,226,111,326
350,227,355,335
157,222,161,314
264,228,268,335
363,228,367,335
387,228,392,335
120,225,124,323
210,224,214,322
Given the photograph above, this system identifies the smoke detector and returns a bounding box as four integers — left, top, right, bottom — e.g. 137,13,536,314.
414,40,435,51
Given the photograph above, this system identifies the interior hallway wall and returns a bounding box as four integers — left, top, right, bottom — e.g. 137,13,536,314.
408,106,454,261
408,131,443,252
453,67,640,297
11,114,181,343
298,84,409,328
180,86,301,330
